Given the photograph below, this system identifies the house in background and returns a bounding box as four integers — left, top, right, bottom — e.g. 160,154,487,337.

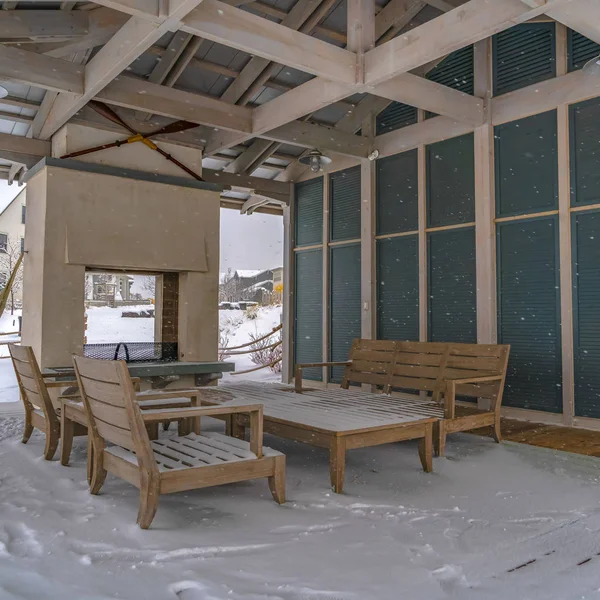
85,273,134,306
0,187,26,307
220,267,283,305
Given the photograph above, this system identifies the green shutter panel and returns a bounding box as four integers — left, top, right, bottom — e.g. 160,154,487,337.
376,102,418,136
573,211,600,418
428,228,476,343
425,46,474,118
427,133,475,228
295,178,323,247
330,244,361,383
376,150,418,236
568,30,600,72
497,217,562,413
570,98,600,207
493,23,556,95
377,235,419,341
494,110,558,218
294,249,323,381
330,166,361,242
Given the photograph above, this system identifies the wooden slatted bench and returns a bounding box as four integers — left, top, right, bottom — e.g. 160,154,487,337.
295,340,510,456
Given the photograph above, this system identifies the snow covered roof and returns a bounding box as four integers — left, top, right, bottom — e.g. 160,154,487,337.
236,270,264,278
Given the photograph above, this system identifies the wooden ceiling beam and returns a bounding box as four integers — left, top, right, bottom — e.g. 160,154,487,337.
181,0,357,84
0,10,89,40
547,0,600,45
364,0,565,85
37,0,206,140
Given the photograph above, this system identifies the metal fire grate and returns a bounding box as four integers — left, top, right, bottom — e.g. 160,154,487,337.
83,342,178,363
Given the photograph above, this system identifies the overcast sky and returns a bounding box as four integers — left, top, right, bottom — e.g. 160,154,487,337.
0,180,283,273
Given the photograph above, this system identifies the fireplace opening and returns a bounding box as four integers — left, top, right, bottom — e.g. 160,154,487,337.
83,271,177,363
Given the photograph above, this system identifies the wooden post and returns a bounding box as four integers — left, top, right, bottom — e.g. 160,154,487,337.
417,110,427,342
281,187,295,383
322,173,331,384
556,23,575,426
361,113,376,340
474,38,496,344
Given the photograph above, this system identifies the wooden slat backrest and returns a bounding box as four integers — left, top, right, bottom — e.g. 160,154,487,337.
73,356,156,473
9,344,57,422
341,339,396,389
442,343,510,403
342,339,510,407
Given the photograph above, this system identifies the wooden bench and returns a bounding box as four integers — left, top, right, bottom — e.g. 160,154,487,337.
295,340,510,456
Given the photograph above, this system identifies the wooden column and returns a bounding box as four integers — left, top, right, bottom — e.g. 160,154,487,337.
322,173,331,384
417,110,427,342
474,38,496,344
281,188,295,383
361,113,376,340
160,272,179,344
556,23,575,425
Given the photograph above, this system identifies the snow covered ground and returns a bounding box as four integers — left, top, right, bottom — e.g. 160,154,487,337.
1,420,600,599
2,306,600,598
0,305,283,403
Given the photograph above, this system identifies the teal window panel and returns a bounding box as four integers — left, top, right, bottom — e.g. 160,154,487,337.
426,133,475,228
295,178,323,247
497,216,562,413
428,227,476,343
330,166,361,242
376,102,418,136
572,210,600,418
329,243,361,383
377,235,419,341
494,110,558,218
294,248,323,381
570,97,600,207
425,45,474,119
493,23,556,96
376,149,418,236
568,30,600,72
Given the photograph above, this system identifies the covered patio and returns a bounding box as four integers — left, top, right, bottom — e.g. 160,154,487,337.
1,0,600,596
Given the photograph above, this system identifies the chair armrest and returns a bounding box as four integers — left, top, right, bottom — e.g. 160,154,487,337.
295,362,351,392
443,374,502,384
142,403,265,457
443,375,503,419
135,389,199,401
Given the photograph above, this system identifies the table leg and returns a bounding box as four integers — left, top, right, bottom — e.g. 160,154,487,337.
329,436,346,493
419,423,433,473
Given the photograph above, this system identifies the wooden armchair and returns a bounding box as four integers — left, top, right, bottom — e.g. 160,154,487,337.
73,355,286,529
9,344,86,460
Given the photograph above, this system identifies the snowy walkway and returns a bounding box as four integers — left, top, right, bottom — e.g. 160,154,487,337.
0,419,600,599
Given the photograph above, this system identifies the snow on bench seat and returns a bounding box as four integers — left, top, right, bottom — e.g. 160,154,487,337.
106,432,282,472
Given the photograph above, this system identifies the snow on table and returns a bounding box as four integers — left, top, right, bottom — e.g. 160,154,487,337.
0,419,600,599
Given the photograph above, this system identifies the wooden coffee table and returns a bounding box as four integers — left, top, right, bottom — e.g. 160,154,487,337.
199,382,436,493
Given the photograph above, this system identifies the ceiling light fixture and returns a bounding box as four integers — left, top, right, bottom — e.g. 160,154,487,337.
583,54,600,77
299,149,332,173
0,86,8,99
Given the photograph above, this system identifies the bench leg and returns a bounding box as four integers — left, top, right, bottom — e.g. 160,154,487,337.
434,420,446,458
44,420,60,461
268,455,286,504
491,415,502,443
419,423,433,473
87,436,94,485
231,416,246,441
60,411,74,466
22,407,33,444
137,474,160,530
329,437,346,494
89,446,107,496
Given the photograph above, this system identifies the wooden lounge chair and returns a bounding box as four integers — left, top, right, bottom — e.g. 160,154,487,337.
73,355,286,529
295,340,510,456
9,343,86,460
